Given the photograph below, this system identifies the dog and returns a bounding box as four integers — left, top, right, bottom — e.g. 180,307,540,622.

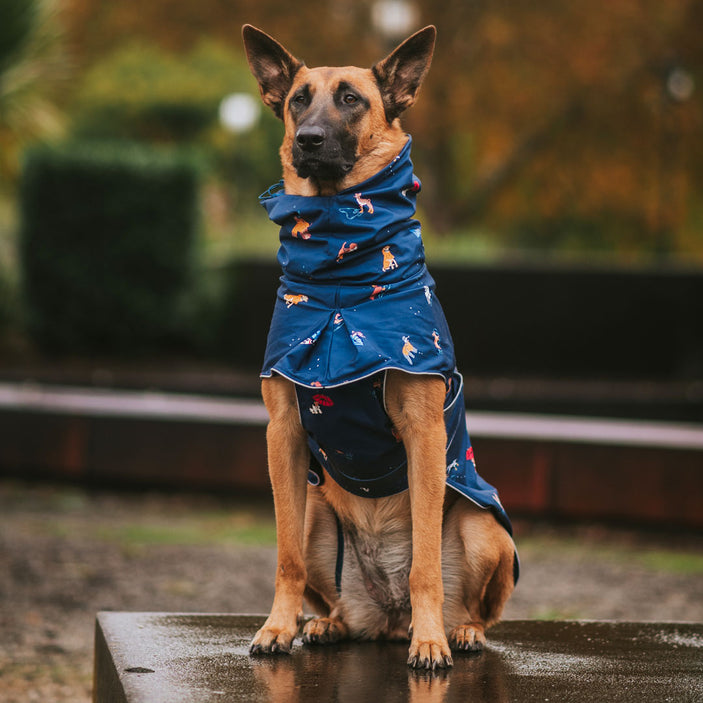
243,24,517,670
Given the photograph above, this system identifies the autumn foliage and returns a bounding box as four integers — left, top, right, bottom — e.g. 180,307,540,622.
61,0,703,257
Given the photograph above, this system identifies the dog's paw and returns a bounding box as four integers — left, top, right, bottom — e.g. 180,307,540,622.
448,622,486,652
407,638,453,670
302,617,347,645
250,624,298,655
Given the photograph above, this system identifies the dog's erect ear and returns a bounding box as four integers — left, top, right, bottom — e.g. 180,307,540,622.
372,25,436,122
242,25,303,119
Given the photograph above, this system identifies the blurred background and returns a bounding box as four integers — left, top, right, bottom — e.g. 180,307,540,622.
1,0,702,491
0,0,703,346
0,2,702,701
1,0,702,366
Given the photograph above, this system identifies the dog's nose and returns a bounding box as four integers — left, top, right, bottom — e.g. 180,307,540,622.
295,125,325,151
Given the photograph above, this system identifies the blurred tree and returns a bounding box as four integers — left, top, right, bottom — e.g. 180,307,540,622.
72,41,252,142
70,39,283,210
64,0,384,67
0,0,66,186
61,0,703,257
415,0,702,255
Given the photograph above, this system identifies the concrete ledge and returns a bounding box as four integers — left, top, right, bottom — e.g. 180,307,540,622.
94,613,703,703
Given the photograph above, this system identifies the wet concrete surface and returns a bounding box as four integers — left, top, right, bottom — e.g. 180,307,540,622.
94,613,703,702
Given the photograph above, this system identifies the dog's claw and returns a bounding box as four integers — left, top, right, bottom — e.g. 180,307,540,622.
302,617,347,646
249,622,297,656
448,623,486,653
407,642,453,670
250,640,292,655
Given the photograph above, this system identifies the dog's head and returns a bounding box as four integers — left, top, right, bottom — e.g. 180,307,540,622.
242,24,435,195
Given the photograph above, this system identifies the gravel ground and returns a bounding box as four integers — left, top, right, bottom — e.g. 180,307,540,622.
1,480,701,702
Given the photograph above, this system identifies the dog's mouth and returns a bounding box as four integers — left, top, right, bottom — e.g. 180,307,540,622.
294,155,355,181
292,130,357,183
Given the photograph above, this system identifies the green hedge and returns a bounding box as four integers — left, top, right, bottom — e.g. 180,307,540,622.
70,40,282,211
19,141,200,353
71,41,250,142
0,269,15,347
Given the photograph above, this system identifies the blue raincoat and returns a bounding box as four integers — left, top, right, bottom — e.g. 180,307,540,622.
260,138,515,542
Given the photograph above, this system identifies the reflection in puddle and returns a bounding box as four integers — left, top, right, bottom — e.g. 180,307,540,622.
250,641,511,702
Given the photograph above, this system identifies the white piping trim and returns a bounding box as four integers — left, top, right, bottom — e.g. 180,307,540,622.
261,365,447,390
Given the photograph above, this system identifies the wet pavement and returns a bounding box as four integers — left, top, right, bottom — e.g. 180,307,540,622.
94,613,703,702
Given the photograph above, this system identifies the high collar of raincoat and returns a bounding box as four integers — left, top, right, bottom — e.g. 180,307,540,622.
259,137,423,286
259,136,455,390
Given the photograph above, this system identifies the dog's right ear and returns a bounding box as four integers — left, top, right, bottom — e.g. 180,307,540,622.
242,25,303,120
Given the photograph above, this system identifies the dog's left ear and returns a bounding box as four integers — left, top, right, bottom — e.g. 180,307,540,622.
372,25,436,122
242,25,303,119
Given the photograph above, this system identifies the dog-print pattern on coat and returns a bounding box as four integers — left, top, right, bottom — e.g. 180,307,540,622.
259,138,515,547
260,138,456,388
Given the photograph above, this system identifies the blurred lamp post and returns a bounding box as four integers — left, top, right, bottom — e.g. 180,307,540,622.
372,0,420,41
654,66,694,256
219,93,261,133
666,67,695,104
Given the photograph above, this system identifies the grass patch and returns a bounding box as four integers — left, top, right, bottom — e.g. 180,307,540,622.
516,534,703,576
0,192,18,270
422,226,504,264
202,208,277,264
12,501,277,548
635,551,703,575
92,513,276,548
530,607,585,621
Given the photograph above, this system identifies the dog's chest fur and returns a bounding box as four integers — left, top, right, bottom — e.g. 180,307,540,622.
338,508,414,639
329,499,466,640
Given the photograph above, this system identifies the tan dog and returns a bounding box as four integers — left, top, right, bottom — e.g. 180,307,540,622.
243,24,516,670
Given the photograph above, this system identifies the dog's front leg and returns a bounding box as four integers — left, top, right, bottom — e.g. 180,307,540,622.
386,371,453,670
251,376,310,654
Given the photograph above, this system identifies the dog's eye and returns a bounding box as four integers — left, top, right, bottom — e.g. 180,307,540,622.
342,93,358,105
294,94,307,104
